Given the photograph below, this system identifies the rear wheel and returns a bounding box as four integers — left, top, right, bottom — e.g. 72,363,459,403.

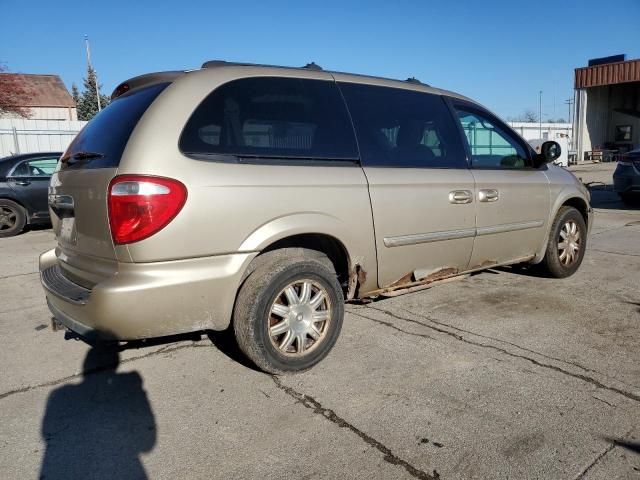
0,200,26,238
233,248,344,374
538,206,586,278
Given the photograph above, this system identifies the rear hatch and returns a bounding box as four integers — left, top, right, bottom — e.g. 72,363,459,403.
50,82,170,287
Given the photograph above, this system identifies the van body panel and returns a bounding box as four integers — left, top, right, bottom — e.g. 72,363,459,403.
364,167,476,286
49,168,119,263
468,169,550,268
39,62,592,344
41,248,257,337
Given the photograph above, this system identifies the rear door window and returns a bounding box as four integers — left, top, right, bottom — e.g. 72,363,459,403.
180,77,358,161
338,82,467,168
61,83,169,169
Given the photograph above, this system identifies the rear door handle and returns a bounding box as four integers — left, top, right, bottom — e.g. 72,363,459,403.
478,189,499,202
449,190,473,204
14,180,31,186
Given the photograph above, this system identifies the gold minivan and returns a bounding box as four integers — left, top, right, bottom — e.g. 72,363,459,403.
40,61,592,373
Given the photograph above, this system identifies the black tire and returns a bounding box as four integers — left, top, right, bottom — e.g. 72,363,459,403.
619,192,639,206
538,206,587,278
233,248,344,374
0,199,26,238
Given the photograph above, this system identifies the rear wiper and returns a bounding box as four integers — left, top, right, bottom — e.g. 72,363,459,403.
61,151,105,163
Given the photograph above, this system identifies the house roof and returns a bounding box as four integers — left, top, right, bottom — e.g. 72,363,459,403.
575,58,640,89
0,73,75,108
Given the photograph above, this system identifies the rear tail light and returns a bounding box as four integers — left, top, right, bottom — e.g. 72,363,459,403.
108,175,187,244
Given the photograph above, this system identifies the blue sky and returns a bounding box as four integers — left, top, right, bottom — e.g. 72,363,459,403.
1,0,639,119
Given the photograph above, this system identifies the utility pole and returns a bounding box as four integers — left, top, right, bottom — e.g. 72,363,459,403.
538,90,542,138
84,35,101,112
564,98,574,125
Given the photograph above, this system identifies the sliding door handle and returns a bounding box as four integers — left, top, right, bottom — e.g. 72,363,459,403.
449,190,473,204
479,189,499,202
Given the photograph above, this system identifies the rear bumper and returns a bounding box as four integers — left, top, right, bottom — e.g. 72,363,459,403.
613,164,640,193
613,174,640,193
40,248,257,340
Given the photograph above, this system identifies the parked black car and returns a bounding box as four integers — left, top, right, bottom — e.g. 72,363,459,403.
0,152,61,237
613,148,640,205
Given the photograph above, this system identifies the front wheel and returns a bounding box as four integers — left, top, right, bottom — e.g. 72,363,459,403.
233,248,344,374
538,206,587,278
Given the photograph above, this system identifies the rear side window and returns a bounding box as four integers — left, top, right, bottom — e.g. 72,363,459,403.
62,83,169,169
11,158,57,177
338,82,466,168
180,77,358,161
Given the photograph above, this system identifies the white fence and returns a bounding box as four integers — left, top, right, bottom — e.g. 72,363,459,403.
0,118,87,157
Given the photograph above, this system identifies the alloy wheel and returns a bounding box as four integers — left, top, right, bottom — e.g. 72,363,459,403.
268,279,332,356
0,206,17,231
558,220,581,266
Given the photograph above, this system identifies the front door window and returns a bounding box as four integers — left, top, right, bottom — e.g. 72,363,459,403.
455,109,530,169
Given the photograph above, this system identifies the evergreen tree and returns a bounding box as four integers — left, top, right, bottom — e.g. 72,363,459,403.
76,66,110,121
71,82,79,105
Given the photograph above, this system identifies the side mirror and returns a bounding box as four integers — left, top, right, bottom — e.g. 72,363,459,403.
534,141,561,167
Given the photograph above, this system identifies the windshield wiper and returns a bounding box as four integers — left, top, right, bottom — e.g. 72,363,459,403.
61,151,105,163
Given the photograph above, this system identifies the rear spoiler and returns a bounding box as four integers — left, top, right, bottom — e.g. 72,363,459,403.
111,71,184,100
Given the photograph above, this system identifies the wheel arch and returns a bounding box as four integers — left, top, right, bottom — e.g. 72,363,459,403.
260,233,351,292
561,196,589,226
238,212,374,299
532,192,591,264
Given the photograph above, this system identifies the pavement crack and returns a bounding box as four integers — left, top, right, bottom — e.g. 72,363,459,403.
0,271,38,281
349,310,436,342
591,396,616,408
573,442,616,479
393,306,600,376
359,306,640,405
258,389,271,398
0,342,209,401
590,249,640,257
271,376,439,480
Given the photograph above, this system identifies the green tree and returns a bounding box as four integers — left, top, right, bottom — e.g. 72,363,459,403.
76,66,109,121
71,82,79,105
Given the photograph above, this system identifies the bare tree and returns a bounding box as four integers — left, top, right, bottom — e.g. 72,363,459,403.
0,64,32,118
521,110,538,122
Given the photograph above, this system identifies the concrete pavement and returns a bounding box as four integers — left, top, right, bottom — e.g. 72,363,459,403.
0,163,638,479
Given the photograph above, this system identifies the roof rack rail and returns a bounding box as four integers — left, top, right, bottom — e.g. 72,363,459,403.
201,60,231,68
303,62,322,71
199,60,434,88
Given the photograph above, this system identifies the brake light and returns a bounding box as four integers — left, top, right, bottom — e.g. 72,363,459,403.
108,175,187,244
111,82,130,99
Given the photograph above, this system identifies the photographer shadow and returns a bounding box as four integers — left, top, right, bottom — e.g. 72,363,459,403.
40,346,156,480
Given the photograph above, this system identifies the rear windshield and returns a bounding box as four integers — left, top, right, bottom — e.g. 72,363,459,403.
61,83,168,170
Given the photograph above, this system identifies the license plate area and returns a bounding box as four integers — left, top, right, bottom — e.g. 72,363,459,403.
49,194,77,245
59,216,77,245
